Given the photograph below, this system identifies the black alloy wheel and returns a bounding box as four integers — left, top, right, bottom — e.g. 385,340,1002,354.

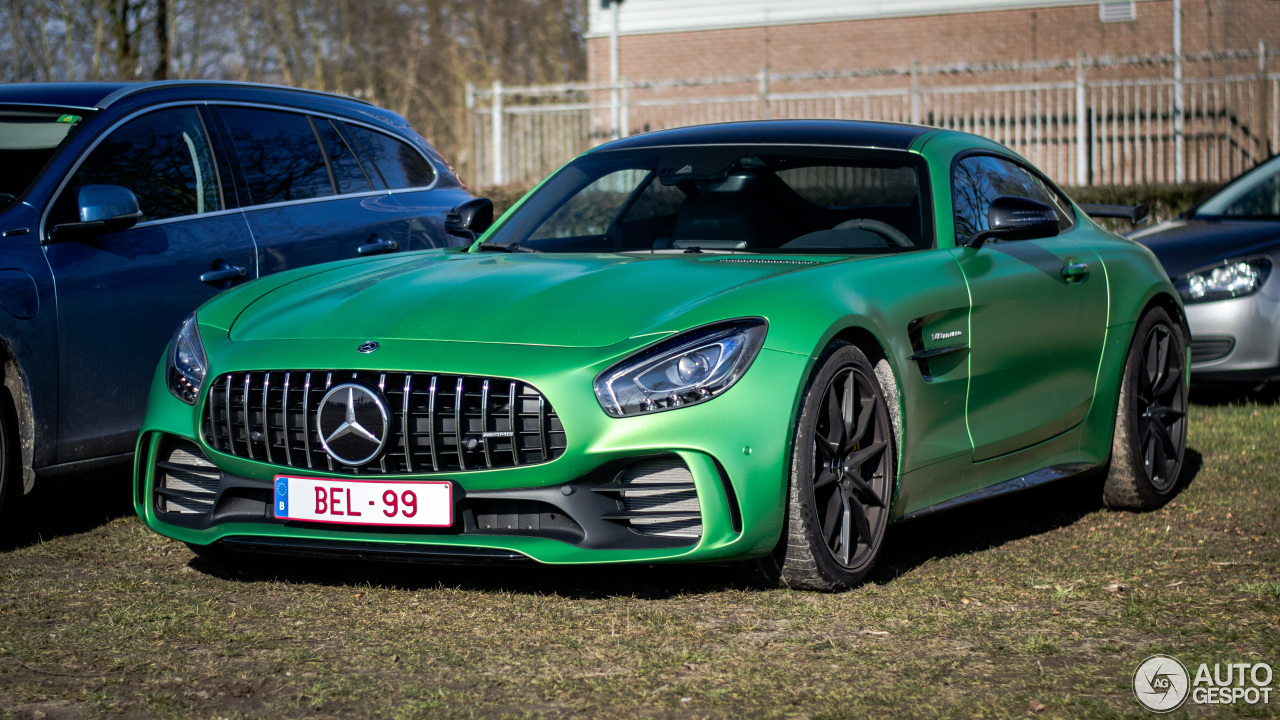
1104,307,1189,509
1136,323,1188,492
811,366,892,569
760,342,895,591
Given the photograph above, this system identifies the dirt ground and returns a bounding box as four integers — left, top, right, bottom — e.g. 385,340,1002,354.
0,387,1276,719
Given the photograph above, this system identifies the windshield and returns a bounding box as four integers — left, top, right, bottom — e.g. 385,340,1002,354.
1194,154,1280,219
485,147,930,254
0,108,86,211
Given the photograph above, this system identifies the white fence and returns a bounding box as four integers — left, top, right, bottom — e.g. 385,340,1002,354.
464,47,1278,189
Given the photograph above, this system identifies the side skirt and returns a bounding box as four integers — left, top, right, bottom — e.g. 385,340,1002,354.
33,452,134,481
895,462,1097,522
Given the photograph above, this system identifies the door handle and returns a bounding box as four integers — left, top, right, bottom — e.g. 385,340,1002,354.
1061,262,1090,279
357,236,399,256
200,264,247,284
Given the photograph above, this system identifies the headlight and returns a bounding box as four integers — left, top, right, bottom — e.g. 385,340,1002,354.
1174,257,1272,304
168,313,208,404
594,319,767,417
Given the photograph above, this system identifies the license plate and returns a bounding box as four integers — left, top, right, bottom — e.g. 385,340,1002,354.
273,476,453,527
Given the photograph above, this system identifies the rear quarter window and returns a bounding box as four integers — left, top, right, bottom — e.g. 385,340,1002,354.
343,123,436,190
218,107,334,205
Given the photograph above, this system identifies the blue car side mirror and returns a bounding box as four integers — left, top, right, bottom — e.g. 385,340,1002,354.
49,184,143,242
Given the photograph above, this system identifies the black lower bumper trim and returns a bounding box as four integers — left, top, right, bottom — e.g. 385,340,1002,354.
218,536,534,565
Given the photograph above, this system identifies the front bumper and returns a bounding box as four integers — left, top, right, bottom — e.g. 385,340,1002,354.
1184,279,1280,381
134,337,810,565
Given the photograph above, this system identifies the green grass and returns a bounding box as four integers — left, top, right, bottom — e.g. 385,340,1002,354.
0,387,1276,718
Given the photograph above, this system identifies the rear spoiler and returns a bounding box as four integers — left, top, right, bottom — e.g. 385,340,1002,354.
1078,203,1150,224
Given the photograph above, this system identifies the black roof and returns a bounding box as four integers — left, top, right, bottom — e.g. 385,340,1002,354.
593,119,931,153
0,80,369,110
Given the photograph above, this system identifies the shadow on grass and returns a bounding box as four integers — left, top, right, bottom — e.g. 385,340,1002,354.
873,446,1202,583
187,449,1205,598
1190,382,1280,407
0,468,135,553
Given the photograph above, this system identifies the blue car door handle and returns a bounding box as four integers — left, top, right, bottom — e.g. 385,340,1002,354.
200,264,248,284
357,235,399,256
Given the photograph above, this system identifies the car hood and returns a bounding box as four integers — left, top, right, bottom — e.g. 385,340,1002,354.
1129,218,1280,277
228,251,842,347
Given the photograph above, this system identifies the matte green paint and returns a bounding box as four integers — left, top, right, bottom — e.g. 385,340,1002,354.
135,129,1184,565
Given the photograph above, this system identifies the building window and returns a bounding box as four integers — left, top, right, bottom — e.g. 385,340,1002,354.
1099,1,1136,23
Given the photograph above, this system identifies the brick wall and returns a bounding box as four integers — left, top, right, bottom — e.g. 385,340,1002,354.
587,0,1280,83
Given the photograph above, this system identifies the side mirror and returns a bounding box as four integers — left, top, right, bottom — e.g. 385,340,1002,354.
50,185,143,242
445,197,494,241
967,196,1060,249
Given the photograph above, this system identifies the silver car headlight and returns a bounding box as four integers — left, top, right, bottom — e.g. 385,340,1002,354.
1175,257,1272,304
167,313,208,404
594,319,767,417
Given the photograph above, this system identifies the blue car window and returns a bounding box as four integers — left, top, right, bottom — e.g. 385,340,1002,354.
219,107,334,205
314,118,373,195
342,123,436,190
63,107,222,223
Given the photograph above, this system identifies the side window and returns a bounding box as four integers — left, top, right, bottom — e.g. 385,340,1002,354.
218,107,333,205
63,107,222,223
343,123,436,190
314,118,372,194
529,168,649,241
952,155,1073,245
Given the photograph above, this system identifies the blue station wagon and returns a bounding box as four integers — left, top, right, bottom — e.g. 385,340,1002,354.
0,81,476,513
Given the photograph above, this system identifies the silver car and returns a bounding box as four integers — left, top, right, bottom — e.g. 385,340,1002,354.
1131,155,1280,384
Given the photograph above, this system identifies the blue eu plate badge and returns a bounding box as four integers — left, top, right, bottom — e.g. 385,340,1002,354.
275,478,288,517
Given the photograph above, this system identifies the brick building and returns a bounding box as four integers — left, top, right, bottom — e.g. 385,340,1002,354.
466,1,1280,187
586,0,1280,83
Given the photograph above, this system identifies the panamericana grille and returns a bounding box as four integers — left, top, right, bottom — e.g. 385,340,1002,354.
203,371,566,474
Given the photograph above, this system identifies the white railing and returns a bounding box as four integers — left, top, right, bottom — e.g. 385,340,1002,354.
465,47,1278,189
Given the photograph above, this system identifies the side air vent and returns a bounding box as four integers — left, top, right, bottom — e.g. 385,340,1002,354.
595,457,702,539
155,439,220,515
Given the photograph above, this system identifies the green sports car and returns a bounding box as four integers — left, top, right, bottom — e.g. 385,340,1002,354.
134,120,1189,590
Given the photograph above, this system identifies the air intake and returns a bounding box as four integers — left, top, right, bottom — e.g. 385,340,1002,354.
596,457,702,539
155,439,220,515
1189,338,1234,364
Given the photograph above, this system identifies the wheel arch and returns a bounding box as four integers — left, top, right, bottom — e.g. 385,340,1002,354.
1144,290,1191,341
0,339,39,495
809,321,906,501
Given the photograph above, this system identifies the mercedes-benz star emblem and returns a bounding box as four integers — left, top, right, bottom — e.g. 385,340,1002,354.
358,341,380,353
316,383,390,466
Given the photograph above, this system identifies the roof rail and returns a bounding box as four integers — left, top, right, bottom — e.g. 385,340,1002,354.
96,80,373,109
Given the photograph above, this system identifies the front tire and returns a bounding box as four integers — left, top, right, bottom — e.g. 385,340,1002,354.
1103,307,1188,510
763,342,896,591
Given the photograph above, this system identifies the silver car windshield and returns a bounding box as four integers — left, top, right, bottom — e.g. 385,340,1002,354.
1195,154,1280,219
0,109,85,210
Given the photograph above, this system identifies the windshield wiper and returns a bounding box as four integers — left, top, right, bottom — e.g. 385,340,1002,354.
472,242,538,253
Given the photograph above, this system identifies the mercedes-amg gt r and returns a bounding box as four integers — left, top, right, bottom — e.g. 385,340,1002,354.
134,120,1189,590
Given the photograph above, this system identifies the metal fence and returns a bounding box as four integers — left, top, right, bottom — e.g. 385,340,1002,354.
464,46,1278,189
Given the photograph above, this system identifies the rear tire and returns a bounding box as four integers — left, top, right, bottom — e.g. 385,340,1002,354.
1103,307,1188,510
758,342,896,591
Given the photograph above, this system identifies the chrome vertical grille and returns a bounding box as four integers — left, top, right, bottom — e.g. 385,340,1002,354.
203,371,566,475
